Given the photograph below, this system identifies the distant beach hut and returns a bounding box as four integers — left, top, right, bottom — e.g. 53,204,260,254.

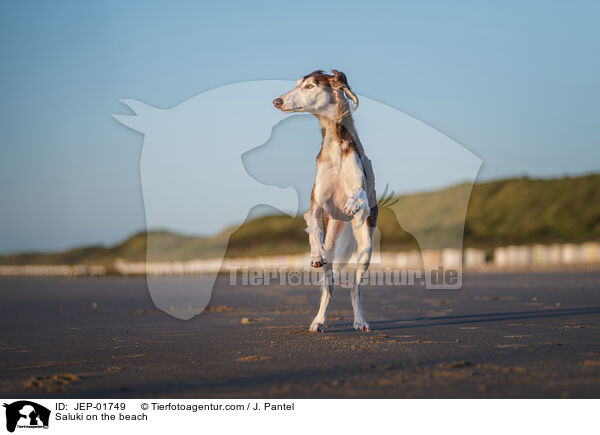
369,248,383,268
442,248,462,269
464,248,486,268
582,242,600,263
379,252,396,269
532,244,550,265
496,245,532,267
548,244,562,265
515,245,533,266
423,249,442,270
408,250,424,269
505,246,520,266
494,247,507,267
395,251,423,269
395,252,409,268
561,244,583,264
396,251,423,269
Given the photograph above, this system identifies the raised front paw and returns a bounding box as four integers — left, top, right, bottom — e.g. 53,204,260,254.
343,191,367,216
311,255,327,268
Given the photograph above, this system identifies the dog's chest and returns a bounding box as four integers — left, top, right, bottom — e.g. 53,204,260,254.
313,150,362,219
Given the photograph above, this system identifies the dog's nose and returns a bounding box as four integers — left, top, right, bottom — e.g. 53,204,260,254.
273,98,283,108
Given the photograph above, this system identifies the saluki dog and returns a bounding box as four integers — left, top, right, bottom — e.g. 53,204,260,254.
273,70,377,332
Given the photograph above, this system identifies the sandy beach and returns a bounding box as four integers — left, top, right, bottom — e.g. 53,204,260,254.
1,271,600,398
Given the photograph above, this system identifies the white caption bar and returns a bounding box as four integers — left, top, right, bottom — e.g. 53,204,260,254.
1,399,597,434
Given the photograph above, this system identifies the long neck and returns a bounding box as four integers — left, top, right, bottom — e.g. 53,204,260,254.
316,113,358,156
316,113,367,164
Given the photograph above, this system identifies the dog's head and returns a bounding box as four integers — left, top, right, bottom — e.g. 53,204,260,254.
273,70,358,119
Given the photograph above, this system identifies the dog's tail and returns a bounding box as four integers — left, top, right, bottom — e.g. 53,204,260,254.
377,183,399,209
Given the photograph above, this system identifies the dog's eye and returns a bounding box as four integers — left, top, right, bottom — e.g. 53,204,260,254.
304,83,315,89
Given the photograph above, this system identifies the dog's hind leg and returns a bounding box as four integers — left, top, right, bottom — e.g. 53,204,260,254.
309,219,344,332
350,208,377,331
304,199,327,268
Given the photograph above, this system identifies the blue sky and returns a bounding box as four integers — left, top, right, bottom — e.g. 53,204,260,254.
0,0,599,253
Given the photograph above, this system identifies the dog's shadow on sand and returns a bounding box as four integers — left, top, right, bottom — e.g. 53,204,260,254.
327,306,600,333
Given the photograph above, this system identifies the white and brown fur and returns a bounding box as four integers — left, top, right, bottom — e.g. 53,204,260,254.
274,70,377,332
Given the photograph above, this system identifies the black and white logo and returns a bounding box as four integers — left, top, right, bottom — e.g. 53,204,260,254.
3,401,50,433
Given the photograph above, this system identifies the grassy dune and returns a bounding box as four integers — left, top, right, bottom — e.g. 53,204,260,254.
2,174,599,265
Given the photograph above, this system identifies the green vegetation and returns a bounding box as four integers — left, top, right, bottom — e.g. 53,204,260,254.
2,173,599,265
465,174,600,246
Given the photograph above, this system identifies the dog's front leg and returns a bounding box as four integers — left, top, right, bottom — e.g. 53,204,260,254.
341,154,370,227
309,263,333,332
304,205,327,268
309,219,344,332
343,187,369,227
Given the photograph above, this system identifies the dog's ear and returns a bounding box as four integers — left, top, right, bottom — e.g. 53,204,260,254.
332,69,349,86
331,70,359,110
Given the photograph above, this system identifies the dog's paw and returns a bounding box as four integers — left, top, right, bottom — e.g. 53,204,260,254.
309,322,325,333
353,320,370,332
343,190,368,216
310,255,327,268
